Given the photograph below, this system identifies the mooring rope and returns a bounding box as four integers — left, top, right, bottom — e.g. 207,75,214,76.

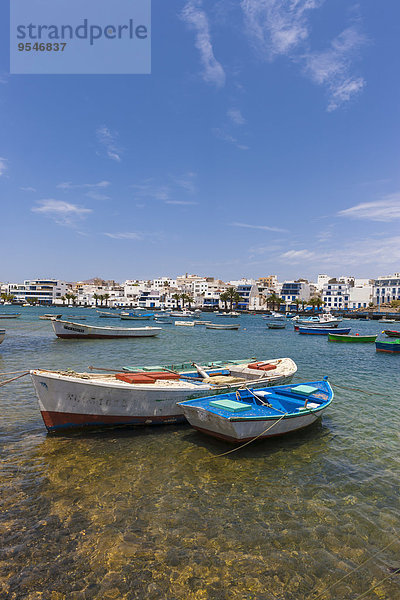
0,369,33,376
331,382,387,397
0,372,30,387
311,536,398,599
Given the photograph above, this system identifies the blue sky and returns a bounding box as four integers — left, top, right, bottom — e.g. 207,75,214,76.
1,0,399,283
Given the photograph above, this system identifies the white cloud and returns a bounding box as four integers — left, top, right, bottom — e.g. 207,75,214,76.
131,182,170,201
181,0,226,88
32,199,92,226
96,126,122,162
280,249,315,261
20,186,36,192
165,200,198,206
230,221,288,233
212,128,249,150
338,194,400,222
227,108,246,125
241,1,366,110
85,190,111,201
0,157,8,176
104,232,144,240
172,172,197,193
57,180,110,190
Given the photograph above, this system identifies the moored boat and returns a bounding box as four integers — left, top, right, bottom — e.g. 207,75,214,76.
39,314,62,320
375,340,400,353
267,322,286,329
0,329,5,344
51,319,161,339
383,330,400,338
30,357,298,431
97,311,121,318
120,312,154,320
175,321,195,327
206,323,240,330
328,333,377,343
298,327,351,336
177,377,333,443
0,313,21,319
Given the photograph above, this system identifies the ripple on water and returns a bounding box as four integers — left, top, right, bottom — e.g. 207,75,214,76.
0,309,400,599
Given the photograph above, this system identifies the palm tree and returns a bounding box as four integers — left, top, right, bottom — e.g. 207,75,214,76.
307,298,319,312
60,296,66,306
172,293,181,309
293,299,301,313
266,294,283,312
103,293,110,307
219,291,229,311
225,288,243,311
93,293,100,307
181,293,193,309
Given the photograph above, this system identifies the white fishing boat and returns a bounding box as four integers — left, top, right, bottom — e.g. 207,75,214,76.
267,321,286,329
206,323,240,330
263,312,285,321
120,312,154,320
293,313,342,326
30,357,298,431
0,329,5,344
39,314,62,320
0,313,21,319
217,312,240,318
97,311,121,318
175,321,195,327
51,319,161,339
170,310,195,318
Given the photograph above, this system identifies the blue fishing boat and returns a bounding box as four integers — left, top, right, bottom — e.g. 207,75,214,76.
178,378,333,443
298,327,351,336
375,339,400,353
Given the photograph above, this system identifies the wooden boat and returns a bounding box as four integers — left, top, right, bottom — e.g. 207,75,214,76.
328,333,377,343
39,314,62,320
120,312,154,320
97,311,121,318
267,322,286,329
379,319,397,323
217,312,240,318
206,323,240,330
51,319,161,339
375,340,400,353
0,313,21,319
170,310,196,318
175,321,195,327
294,315,342,326
194,320,212,325
0,329,5,344
30,357,298,431
178,377,333,443
263,312,285,321
298,327,351,336
383,330,400,338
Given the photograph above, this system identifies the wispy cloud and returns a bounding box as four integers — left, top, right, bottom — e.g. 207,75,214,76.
0,157,8,176
280,249,315,261
32,199,92,226
165,200,198,206
131,181,170,201
85,190,111,201
241,1,366,110
104,232,144,240
57,180,110,190
227,108,246,125
230,221,288,233
181,0,226,88
171,172,197,194
338,193,400,222
303,26,366,111
20,186,36,192
96,126,122,162
213,128,249,150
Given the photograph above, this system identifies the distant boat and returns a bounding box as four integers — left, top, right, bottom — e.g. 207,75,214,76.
120,312,154,320
328,333,377,343
293,314,342,326
206,323,240,330
379,318,397,323
0,329,5,344
298,327,351,336
51,319,161,339
170,310,195,318
178,378,333,443
217,312,240,318
30,357,297,431
39,314,62,320
97,311,121,318
375,339,400,353
383,330,400,338
263,312,285,321
267,322,286,329
0,313,21,319
175,321,195,327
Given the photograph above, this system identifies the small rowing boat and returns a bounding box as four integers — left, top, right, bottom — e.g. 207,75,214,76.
206,323,240,330
267,322,286,329
375,339,400,353
383,330,400,338
0,313,21,319
298,327,351,336
175,321,195,327
328,333,377,343
97,311,121,318
39,314,62,320
178,377,333,443
0,329,5,344
120,312,154,320
51,319,161,339
30,357,298,431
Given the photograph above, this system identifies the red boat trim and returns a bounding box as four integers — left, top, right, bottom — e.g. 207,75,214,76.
41,410,186,431
376,348,400,353
55,333,154,339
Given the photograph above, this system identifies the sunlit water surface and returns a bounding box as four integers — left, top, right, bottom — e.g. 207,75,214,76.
1,307,399,599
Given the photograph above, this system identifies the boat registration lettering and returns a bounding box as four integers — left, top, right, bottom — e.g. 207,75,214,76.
64,325,84,333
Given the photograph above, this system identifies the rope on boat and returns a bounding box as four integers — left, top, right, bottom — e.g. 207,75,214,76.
311,538,399,599
0,372,30,386
0,369,34,376
207,412,289,459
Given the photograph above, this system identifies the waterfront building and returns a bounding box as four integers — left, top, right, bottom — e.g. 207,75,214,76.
7,279,67,305
373,273,400,305
348,283,373,309
322,281,350,310
280,281,310,304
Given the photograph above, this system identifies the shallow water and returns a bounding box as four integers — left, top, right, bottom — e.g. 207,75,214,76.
1,307,399,599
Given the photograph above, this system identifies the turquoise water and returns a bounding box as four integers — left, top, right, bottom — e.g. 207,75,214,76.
1,307,399,599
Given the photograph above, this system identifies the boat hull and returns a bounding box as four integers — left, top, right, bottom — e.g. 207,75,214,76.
0,331,5,344
328,334,377,343
30,358,297,431
51,319,161,339
298,327,351,336
383,330,400,338
375,341,400,353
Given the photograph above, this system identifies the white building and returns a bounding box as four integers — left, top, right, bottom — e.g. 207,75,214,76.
322,281,350,310
348,284,373,309
280,281,310,304
7,279,68,304
373,273,400,305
